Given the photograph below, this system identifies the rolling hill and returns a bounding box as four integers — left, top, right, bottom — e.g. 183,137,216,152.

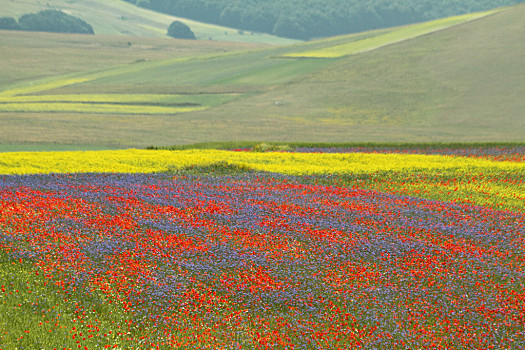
0,3,524,149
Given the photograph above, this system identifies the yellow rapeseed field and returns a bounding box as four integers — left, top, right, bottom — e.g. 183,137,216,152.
0,103,205,114
0,149,523,175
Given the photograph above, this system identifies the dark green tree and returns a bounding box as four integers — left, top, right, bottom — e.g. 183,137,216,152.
220,5,243,28
167,20,196,39
273,16,307,40
18,10,94,34
0,17,21,30
137,0,150,8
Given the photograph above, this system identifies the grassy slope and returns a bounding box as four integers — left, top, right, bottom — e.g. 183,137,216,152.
1,0,297,44
294,4,525,140
281,10,499,58
0,4,524,148
206,4,525,143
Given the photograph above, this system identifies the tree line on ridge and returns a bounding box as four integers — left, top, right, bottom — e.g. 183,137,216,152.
123,0,523,39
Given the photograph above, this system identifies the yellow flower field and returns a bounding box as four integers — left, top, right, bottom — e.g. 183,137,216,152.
0,102,205,114
0,149,522,175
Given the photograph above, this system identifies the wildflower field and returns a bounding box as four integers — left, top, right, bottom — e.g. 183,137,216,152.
1,146,524,349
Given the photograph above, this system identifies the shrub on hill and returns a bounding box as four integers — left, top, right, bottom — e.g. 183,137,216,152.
167,20,196,39
18,10,94,34
0,17,21,30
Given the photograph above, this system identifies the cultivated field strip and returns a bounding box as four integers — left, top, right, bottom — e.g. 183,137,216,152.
0,54,245,115
0,94,240,115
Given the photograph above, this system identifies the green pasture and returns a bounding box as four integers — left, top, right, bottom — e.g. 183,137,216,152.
289,4,525,133
73,53,330,89
210,3,524,143
0,0,297,44
0,53,243,96
0,30,265,89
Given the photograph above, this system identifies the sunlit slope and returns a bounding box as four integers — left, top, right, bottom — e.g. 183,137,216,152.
1,0,296,44
211,4,524,142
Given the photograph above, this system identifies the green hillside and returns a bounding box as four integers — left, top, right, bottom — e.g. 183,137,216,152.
280,10,498,58
0,4,524,149
0,0,296,44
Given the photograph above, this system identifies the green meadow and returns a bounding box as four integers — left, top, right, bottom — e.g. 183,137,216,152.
1,3,524,149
